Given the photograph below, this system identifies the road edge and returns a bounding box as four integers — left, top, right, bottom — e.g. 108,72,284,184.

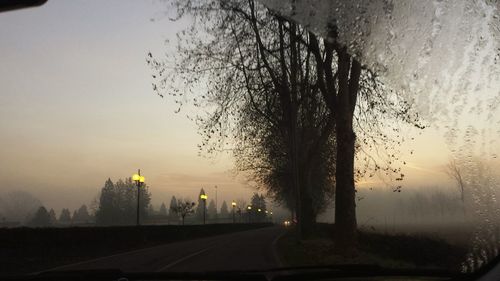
271,227,288,267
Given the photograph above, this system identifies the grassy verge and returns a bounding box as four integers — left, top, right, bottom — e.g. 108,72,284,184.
0,223,271,274
276,223,467,272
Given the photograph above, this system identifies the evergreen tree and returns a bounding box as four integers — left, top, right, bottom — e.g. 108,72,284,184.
220,201,229,218
29,206,51,227
73,205,91,223
250,193,267,222
95,177,152,226
195,188,207,222
207,199,217,220
159,202,167,217
72,210,78,223
48,208,57,224
148,204,155,216
95,178,114,225
59,208,72,224
168,196,179,223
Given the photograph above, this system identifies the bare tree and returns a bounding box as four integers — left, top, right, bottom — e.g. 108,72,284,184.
171,199,196,225
150,0,422,253
446,158,466,207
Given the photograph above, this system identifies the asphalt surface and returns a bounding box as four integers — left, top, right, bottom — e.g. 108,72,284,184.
49,226,286,273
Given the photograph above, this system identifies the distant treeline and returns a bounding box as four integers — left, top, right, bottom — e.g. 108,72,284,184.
1,178,272,228
0,191,92,227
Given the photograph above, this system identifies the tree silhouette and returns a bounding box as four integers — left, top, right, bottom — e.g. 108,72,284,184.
159,202,168,217
220,201,229,218
0,191,42,224
95,177,152,226
446,158,466,214
207,199,217,220
149,0,336,237
195,188,207,222
48,208,57,224
168,196,179,224
150,0,422,252
148,204,155,216
73,205,91,224
29,206,51,227
250,193,267,222
171,199,196,225
59,208,71,224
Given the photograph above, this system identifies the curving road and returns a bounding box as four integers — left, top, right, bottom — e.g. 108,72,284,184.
48,226,285,273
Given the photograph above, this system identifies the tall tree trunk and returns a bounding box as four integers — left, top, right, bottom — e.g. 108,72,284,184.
280,20,303,240
300,166,316,238
334,49,361,256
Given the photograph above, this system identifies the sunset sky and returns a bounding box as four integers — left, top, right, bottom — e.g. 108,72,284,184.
0,0,467,212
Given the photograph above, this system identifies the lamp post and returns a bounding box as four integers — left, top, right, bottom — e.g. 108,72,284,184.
132,169,145,226
200,193,208,224
214,185,218,222
247,205,252,223
231,201,236,223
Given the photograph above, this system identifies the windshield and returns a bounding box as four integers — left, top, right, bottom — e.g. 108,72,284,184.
1,0,499,278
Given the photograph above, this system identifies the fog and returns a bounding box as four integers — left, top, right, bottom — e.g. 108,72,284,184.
0,2,499,264
0,0,468,216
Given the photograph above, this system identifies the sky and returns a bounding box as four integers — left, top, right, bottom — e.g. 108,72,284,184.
0,0,256,211
0,0,481,213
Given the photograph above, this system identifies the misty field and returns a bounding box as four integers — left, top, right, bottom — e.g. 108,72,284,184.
277,223,469,272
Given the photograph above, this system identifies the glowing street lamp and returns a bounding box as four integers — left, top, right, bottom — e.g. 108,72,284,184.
132,169,145,226
231,201,237,223
200,193,208,224
247,205,252,223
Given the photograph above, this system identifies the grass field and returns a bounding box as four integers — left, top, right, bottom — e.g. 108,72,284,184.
277,223,468,273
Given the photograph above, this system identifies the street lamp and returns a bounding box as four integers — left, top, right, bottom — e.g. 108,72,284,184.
200,193,208,225
231,201,236,223
247,205,252,223
132,169,145,226
214,185,218,222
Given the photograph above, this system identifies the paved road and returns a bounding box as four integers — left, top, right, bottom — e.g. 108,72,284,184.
50,226,285,273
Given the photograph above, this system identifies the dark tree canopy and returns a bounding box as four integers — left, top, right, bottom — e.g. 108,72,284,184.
208,199,217,219
73,204,91,223
59,208,71,223
29,206,51,227
95,177,152,226
150,0,423,250
168,196,179,223
159,202,168,216
220,200,230,218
